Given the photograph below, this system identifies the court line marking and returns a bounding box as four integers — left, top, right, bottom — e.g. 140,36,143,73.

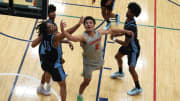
8,19,38,101
0,32,32,42
95,20,105,30
104,67,112,70
57,14,180,31
107,41,115,44
168,0,180,6
0,17,105,43
1,14,179,43
154,0,157,100
95,20,109,101
96,34,108,101
1,20,105,101
0,73,61,101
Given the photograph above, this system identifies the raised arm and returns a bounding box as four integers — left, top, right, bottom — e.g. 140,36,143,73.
116,38,130,46
65,34,85,42
110,28,132,46
98,28,111,35
54,32,66,42
98,28,134,37
65,16,84,34
111,28,134,37
60,20,86,42
112,36,130,46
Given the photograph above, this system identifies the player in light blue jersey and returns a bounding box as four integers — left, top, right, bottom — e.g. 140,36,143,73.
31,5,83,96
110,2,142,96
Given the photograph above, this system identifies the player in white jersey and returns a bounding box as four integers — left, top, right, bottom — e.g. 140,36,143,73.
60,16,134,101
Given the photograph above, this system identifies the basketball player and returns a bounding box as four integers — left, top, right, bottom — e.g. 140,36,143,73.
110,2,142,96
92,0,120,30
60,16,133,101
32,16,83,100
32,5,84,96
35,21,67,100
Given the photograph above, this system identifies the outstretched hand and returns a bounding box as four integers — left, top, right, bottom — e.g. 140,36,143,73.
79,16,84,25
68,42,74,50
60,20,66,33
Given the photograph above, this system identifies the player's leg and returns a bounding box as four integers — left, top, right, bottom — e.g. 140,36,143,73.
57,81,66,101
127,66,142,96
101,0,108,20
106,9,120,25
37,62,52,95
110,47,126,78
37,72,52,95
77,78,91,101
77,64,94,101
37,72,46,91
52,65,67,101
106,0,120,25
101,7,108,21
44,72,52,93
101,0,111,30
103,8,112,30
127,48,142,96
41,72,46,85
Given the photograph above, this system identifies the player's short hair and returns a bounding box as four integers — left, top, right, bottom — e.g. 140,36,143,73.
84,16,96,25
48,4,56,14
128,2,141,17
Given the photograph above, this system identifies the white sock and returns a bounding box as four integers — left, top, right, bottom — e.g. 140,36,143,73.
46,83,51,91
40,83,44,88
46,79,52,91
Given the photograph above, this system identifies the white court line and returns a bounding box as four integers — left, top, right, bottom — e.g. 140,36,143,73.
0,73,61,101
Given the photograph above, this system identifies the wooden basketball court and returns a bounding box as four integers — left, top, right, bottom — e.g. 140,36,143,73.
0,0,180,101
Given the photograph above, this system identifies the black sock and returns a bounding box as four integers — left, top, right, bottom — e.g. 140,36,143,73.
119,67,123,73
135,81,141,89
115,14,118,18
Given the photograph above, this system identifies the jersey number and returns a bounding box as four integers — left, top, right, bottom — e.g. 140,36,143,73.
43,41,51,51
95,43,99,51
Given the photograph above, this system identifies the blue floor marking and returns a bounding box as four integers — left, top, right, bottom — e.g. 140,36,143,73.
96,34,108,101
99,97,108,101
168,0,180,6
8,19,38,101
104,67,112,70
0,32,32,42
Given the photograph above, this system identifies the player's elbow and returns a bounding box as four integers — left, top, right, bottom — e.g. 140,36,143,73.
31,43,36,48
